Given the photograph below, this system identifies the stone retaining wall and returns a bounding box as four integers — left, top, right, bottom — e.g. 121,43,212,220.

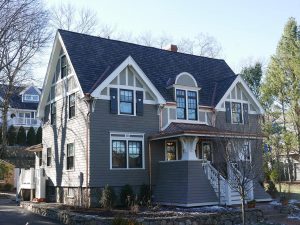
21,202,264,225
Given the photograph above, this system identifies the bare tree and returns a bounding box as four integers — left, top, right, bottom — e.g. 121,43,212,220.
178,33,222,57
0,0,50,157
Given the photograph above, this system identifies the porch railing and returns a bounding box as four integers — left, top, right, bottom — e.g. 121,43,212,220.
11,117,41,127
202,161,228,205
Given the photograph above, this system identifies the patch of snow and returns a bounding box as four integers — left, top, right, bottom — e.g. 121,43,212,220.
269,201,281,206
289,199,300,204
288,214,300,220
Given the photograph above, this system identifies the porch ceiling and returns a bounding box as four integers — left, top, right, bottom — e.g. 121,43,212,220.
149,122,263,140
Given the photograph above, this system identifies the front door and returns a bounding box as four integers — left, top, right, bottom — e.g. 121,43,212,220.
196,142,212,161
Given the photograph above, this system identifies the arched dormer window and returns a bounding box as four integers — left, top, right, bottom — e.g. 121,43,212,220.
175,72,198,87
173,73,200,121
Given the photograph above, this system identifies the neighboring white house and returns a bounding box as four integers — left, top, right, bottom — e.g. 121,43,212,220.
0,85,42,130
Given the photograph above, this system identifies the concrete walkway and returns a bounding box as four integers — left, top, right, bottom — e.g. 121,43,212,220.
0,194,61,225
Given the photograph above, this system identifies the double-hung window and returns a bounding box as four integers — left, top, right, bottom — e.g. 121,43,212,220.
187,91,197,120
120,89,133,115
176,89,198,120
47,148,52,166
232,102,242,123
50,102,56,125
69,93,75,119
61,55,67,78
67,143,74,170
176,90,186,119
111,133,144,169
38,151,42,166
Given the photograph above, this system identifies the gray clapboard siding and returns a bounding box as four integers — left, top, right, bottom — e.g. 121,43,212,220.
154,160,218,205
215,111,262,133
89,99,159,187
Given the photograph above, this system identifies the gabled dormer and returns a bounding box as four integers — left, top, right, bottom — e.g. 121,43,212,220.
20,86,41,103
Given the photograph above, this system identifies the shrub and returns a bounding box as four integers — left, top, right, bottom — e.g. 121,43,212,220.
120,184,134,207
35,126,42,144
112,217,141,225
270,168,280,183
27,127,36,146
16,126,26,146
266,180,278,198
7,125,16,146
100,185,116,209
139,184,151,205
2,183,13,192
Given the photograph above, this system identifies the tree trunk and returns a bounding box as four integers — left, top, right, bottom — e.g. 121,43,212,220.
0,104,8,158
241,196,246,225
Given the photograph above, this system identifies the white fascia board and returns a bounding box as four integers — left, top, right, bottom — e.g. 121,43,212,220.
215,75,265,114
37,33,59,118
91,55,166,104
37,32,84,118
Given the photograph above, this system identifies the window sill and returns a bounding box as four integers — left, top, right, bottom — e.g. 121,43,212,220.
68,116,77,121
65,168,75,172
67,196,74,199
110,167,145,170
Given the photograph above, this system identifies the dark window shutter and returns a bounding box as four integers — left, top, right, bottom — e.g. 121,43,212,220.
225,101,231,123
243,103,249,124
136,91,144,116
110,88,118,114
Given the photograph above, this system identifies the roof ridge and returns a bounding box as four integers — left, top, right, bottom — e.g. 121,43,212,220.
58,29,224,61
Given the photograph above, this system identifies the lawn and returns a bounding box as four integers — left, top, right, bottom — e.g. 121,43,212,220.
276,183,300,200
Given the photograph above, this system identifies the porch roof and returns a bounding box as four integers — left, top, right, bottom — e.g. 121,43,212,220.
24,143,43,152
149,122,263,140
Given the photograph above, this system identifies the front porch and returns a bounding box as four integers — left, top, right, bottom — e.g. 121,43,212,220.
149,123,270,207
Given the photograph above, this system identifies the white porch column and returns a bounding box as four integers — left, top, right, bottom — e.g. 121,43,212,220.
179,136,199,160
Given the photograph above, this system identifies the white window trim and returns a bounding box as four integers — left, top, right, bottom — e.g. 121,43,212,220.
23,94,39,102
231,101,244,124
175,88,199,121
68,93,76,120
199,141,213,161
164,139,179,161
174,72,198,88
66,142,75,172
240,141,251,162
110,132,145,170
118,88,136,116
46,147,52,167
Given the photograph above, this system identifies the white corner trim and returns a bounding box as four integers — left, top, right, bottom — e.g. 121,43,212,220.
91,56,166,104
175,72,198,87
215,75,265,114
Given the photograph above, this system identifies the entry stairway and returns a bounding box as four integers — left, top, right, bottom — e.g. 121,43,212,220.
202,161,253,205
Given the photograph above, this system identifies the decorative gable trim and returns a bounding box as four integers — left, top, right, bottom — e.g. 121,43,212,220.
37,32,83,118
91,56,166,104
215,75,264,114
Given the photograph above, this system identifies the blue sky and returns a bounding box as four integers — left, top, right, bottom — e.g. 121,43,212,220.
43,0,300,75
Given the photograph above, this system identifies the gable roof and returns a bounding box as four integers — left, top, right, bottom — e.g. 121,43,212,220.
58,29,237,107
0,85,40,110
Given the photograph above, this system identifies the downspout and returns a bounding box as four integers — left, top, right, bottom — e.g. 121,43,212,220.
84,93,93,206
148,140,152,195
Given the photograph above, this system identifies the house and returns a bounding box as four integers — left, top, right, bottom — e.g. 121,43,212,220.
0,85,42,130
36,29,271,207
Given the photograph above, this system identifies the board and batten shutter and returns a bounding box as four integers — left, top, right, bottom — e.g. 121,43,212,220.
136,91,144,116
110,88,118,114
225,101,231,123
243,103,249,124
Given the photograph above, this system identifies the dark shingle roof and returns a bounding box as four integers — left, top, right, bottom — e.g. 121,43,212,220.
59,29,237,106
149,122,262,140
